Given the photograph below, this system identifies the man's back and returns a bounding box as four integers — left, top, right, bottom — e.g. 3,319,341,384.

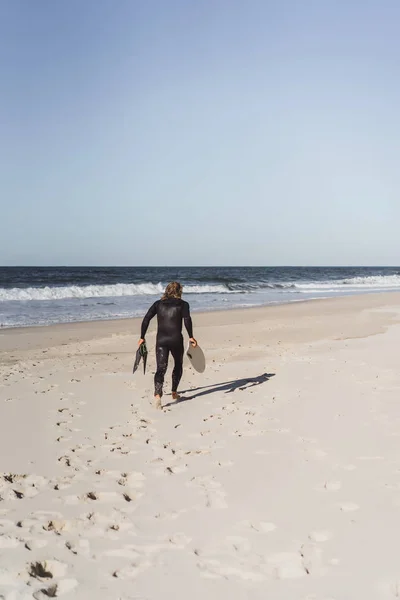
156,298,188,346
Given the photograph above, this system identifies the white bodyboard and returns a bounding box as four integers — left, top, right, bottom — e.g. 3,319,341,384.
186,342,206,373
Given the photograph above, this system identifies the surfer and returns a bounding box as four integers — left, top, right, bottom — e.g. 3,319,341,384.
138,282,197,409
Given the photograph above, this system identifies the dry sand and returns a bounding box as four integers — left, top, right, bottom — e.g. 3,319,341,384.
1,293,400,599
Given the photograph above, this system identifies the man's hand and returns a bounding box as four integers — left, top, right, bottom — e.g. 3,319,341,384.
138,338,145,347
189,337,198,348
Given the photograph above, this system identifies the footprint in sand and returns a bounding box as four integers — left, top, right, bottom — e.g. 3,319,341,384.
0,474,48,502
42,519,72,535
53,475,79,491
342,464,357,471
216,460,234,468
315,481,342,492
56,420,72,427
70,444,93,454
297,436,317,444
83,491,119,502
239,520,277,534
112,562,152,580
29,559,68,581
95,469,120,478
0,488,26,501
188,475,227,509
32,579,78,599
117,472,146,489
65,538,91,557
103,444,133,455
56,436,72,443
108,540,180,580
339,502,359,512
110,535,190,563
65,490,140,505
299,542,324,575
226,536,252,554
265,551,308,579
25,539,48,551
122,491,140,503
57,455,86,471
195,544,265,582
81,510,135,535
0,535,20,549
161,464,188,476
308,530,333,542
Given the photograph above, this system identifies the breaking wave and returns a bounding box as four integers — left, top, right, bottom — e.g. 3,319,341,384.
296,274,400,292
1,274,399,303
0,282,235,302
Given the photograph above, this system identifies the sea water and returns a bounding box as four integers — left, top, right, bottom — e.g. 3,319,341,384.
1,266,399,328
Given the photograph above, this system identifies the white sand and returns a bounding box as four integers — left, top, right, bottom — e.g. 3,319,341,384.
1,293,400,599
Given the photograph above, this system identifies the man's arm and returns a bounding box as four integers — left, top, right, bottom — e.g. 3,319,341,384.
182,301,195,342
140,302,158,340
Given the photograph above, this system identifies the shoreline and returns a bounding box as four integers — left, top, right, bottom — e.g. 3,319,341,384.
1,291,400,356
2,287,400,334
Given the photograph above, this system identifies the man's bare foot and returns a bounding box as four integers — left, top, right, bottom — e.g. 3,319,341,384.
154,395,162,410
171,392,180,401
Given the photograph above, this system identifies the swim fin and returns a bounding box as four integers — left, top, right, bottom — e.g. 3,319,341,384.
133,342,148,375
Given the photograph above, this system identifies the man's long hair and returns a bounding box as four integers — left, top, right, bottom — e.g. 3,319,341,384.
161,281,183,300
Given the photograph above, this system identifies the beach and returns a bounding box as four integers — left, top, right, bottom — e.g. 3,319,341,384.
1,292,400,599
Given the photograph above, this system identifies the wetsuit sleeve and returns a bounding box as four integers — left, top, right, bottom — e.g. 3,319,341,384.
140,302,158,339
182,301,193,338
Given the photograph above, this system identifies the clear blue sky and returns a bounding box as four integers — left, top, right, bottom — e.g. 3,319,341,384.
1,0,399,266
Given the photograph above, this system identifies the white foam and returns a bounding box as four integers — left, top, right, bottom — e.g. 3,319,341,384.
0,282,235,302
2,275,399,303
296,274,400,291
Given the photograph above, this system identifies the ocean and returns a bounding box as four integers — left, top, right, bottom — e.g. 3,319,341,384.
1,266,400,329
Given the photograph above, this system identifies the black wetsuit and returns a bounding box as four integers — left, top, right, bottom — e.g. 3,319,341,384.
140,298,193,397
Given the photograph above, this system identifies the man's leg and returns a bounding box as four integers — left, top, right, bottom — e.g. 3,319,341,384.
154,346,169,408
171,342,184,399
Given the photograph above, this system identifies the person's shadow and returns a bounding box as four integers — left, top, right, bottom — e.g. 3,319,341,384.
164,372,275,407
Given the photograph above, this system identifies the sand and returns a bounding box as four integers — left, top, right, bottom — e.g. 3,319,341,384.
1,292,400,599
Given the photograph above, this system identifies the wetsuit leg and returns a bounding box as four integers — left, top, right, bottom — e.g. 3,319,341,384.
155,346,169,397
171,342,184,393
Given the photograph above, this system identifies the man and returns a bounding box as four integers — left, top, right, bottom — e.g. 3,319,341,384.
138,281,197,409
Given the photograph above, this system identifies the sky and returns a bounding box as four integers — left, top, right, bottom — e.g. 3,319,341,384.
1,0,399,267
